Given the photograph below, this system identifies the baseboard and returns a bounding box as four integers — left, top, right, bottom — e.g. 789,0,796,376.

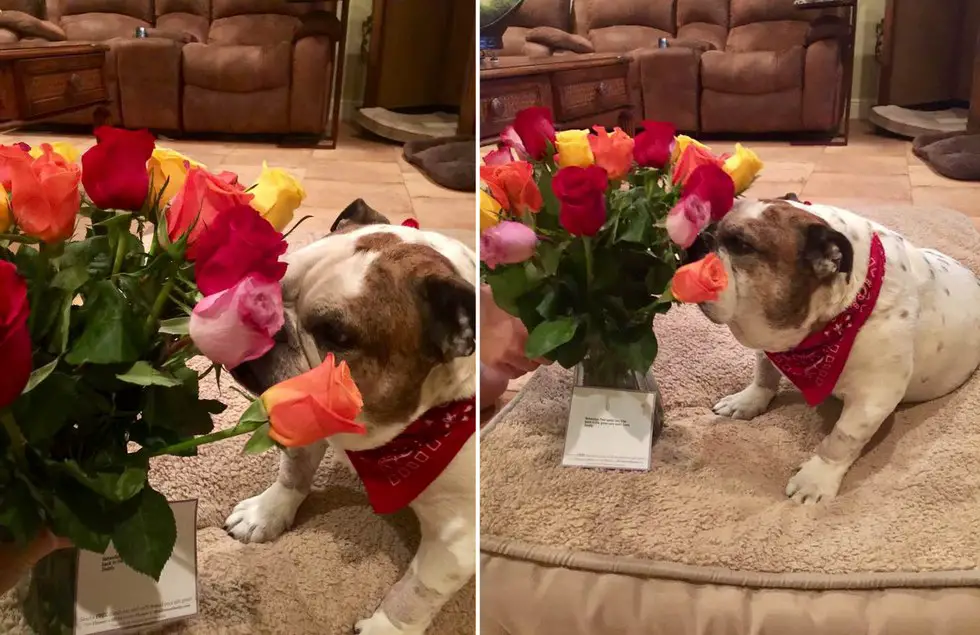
850,98,874,121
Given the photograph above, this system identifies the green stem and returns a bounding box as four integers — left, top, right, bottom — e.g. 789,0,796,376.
150,418,263,457
1,410,26,462
0,233,41,244
582,236,594,296
145,278,176,334
110,232,126,277
27,244,51,332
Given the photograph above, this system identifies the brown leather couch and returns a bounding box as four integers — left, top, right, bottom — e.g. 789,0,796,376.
502,0,847,135
1,0,340,134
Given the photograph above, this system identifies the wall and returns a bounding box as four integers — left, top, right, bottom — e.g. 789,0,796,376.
341,0,373,120
852,0,886,119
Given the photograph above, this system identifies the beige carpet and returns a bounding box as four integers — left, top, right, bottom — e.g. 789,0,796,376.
0,369,475,634
482,204,980,577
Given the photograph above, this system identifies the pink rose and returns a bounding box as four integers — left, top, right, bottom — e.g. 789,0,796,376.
189,275,284,369
483,145,514,166
500,125,529,160
665,197,711,248
481,221,538,269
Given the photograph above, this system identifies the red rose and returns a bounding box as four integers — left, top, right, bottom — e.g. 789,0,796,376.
194,205,288,296
552,165,609,237
682,163,735,221
81,127,155,211
0,260,31,409
512,107,556,161
165,167,254,260
634,121,676,169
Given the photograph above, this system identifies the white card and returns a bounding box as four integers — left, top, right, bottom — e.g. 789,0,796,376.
74,499,198,635
562,386,656,470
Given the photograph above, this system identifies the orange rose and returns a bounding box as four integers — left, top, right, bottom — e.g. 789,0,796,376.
479,161,542,215
588,126,634,180
0,145,80,242
165,167,253,260
671,253,728,303
262,353,366,447
672,143,723,189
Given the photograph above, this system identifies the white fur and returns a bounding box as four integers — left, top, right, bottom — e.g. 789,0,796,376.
225,226,477,634
711,202,980,503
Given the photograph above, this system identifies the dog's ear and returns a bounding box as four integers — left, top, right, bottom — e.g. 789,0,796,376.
802,224,853,282
416,275,475,362
330,198,391,232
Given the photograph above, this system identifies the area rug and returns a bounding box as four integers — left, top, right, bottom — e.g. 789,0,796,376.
482,203,980,577
403,136,475,192
0,369,475,634
912,130,980,181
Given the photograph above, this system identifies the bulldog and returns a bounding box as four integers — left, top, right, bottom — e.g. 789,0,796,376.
694,197,980,504
224,200,477,635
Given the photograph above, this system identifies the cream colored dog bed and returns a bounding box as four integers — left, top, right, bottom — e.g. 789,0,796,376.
481,205,980,635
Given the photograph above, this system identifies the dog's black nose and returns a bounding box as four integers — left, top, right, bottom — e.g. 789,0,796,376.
683,232,715,264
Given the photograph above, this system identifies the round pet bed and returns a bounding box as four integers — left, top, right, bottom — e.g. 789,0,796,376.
480,204,980,635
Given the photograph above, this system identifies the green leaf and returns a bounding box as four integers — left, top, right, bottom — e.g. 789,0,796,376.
656,287,675,305
65,281,145,365
536,241,566,276
14,373,78,445
116,361,182,387
111,488,176,581
48,495,111,554
142,385,224,436
158,317,189,335
51,265,89,292
54,461,147,502
0,481,43,545
46,293,74,355
243,423,276,454
237,399,269,429
60,235,112,279
525,317,580,359
485,264,540,317
622,331,659,373
22,358,59,394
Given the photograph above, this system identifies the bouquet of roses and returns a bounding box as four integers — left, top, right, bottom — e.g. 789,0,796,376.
0,125,328,602
480,107,762,384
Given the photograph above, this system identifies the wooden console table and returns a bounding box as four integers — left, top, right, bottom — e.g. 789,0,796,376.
0,43,109,132
480,53,634,143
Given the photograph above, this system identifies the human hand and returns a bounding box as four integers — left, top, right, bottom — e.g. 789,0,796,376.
480,284,550,378
0,530,72,595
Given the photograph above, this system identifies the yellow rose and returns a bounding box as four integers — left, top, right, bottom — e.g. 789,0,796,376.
0,186,10,233
672,135,710,163
29,141,80,164
555,129,594,168
480,189,502,231
249,162,306,231
723,143,764,194
148,147,205,208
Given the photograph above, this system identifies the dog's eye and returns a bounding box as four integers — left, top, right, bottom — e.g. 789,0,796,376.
316,321,356,349
724,235,756,255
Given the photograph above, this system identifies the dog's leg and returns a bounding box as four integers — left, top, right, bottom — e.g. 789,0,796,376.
713,351,781,419
354,448,475,635
225,441,326,543
786,383,906,504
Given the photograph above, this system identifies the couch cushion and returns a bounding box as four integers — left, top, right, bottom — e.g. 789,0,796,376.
1,0,45,18
677,0,727,29
589,25,672,53
183,41,291,92
501,26,552,57
509,0,571,30
575,0,674,33
701,47,804,94
527,26,594,54
677,23,726,51
55,0,152,21
0,10,65,39
208,14,300,45
60,13,147,40
212,0,333,20
156,12,208,43
156,0,208,16
0,28,18,43
727,21,810,52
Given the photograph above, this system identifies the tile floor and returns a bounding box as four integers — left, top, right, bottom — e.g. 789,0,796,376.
488,121,980,410
0,124,477,250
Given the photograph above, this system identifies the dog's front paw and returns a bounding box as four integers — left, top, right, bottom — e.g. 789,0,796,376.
713,386,775,420
354,611,424,635
224,483,306,544
785,455,847,504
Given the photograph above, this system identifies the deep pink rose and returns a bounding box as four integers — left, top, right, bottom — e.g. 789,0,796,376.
0,260,31,409
481,221,538,269
194,205,287,296
552,165,609,237
483,145,514,166
665,197,711,248
189,275,284,369
512,107,556,161
682,163,736,221
634,121,676,169
165,167,254,260
500,126,528,159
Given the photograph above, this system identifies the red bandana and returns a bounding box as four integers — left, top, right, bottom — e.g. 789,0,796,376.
345,398,476,514
765,234,886,406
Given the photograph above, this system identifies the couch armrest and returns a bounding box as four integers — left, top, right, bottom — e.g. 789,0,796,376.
805,15,849,46
802,38,843,131
290,35,333,134
295,12,342,42
526,26,594,54
631,47,702,132
0,11,65,41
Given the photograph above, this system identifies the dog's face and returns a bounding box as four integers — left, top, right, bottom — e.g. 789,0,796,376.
232,200,476,426
690,199,854,351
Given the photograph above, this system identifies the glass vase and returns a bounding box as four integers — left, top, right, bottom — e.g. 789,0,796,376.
19,548,77,635
573,350,665,442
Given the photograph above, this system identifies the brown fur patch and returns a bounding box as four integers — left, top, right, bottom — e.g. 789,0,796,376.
308,240,468,424
719,201,839,330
